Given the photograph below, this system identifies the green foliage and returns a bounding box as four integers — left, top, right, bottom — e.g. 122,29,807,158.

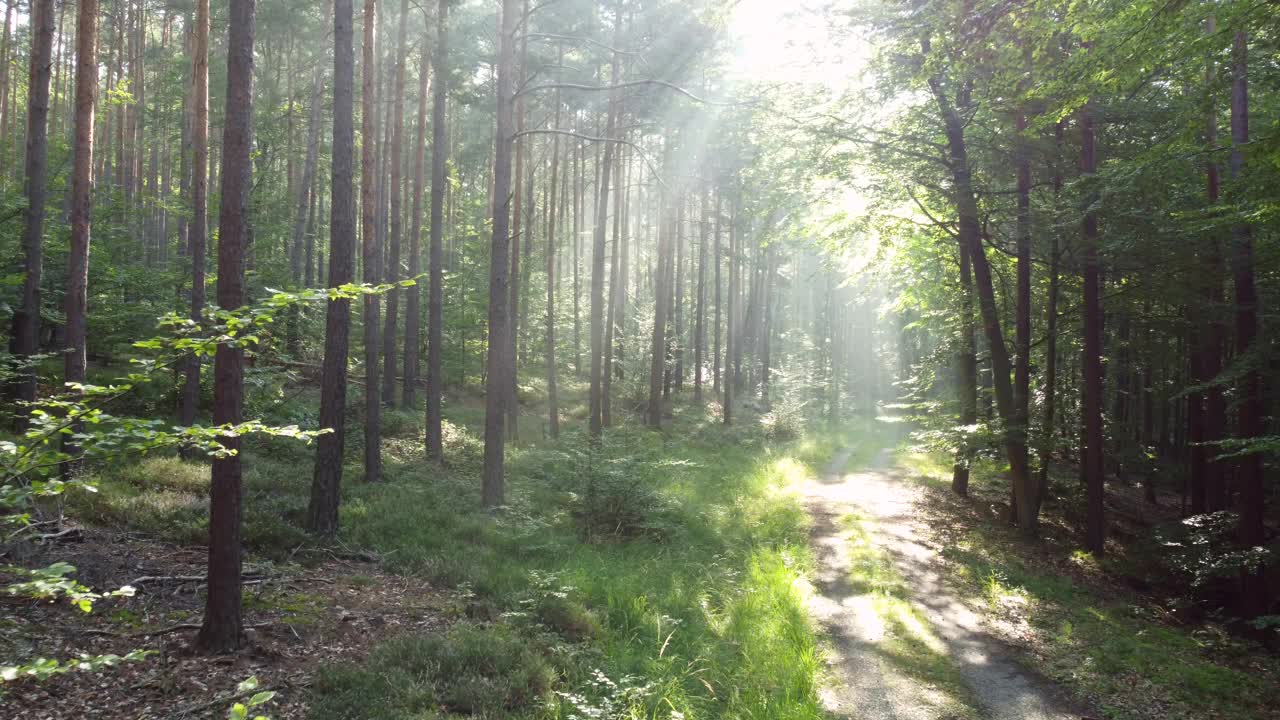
311,623,557,719
228,675,276,720
1157,512,1276,592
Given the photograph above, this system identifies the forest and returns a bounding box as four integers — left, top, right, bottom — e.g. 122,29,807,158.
0,0,1277,717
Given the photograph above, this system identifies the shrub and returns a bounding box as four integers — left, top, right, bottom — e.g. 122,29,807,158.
569,455,676,540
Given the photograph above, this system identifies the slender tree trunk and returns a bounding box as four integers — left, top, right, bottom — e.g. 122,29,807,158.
0,0,12,183
1228,29,1267,618
181,0,211,432
1012,103,1034,521
1081,100,1106,554
379,0,407,407
425,0,448,460
506,2,529,442
927,71,1035,535
713,191,721,397
646,149,670,428
360,0,382,483
1037,122,1065,506
693,185,707,404
545,49,562,438
63,0,97,475
11,0,55,417
573,141,582,378
482,0,518,505
197,0,254,654
724,199,736,425
588,23,620,440
308,0,356,535
404,21,428,408
760,245,775,407
602,144,623,426
953,242,978,497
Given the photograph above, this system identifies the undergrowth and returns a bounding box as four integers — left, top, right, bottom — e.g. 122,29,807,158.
75,390,845,719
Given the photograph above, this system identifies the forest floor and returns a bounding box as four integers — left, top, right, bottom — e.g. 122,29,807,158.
4,391,1278,719
804,445,1086,720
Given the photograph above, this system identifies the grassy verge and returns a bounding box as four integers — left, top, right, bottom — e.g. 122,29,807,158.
896,451,1279,720
74,395,837,719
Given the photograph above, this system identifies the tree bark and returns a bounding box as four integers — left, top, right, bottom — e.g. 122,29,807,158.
545,47,563,438
181,0,211,432
953,242,977,497
927,71,1034,535
1080,100,1106,554
63,0,97,475
404,21,428,409
197,0,254,654
693,185,707,404
308,0,356,535
1228,29,1266,618
11,0,55,417
424,0,448,460
380,0,408,408
588,15,621,440
482,0,519,505
360,0,382,483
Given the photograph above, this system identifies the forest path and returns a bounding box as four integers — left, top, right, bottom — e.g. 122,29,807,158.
803,447,1089,720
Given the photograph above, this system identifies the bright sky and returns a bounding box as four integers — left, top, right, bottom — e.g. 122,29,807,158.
725,0,867,89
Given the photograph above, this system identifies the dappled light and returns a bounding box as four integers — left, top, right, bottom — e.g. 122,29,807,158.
1,0,1277,718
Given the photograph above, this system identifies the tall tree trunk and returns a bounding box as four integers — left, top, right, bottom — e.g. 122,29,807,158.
0,0,13,182
425,0,448,460
927,71,1035,535
588,20,620,440
760,245,775,408
1080,99,1106,554
506,1,529,442
646,150,670,428
197,0,254,654
360,0,382,483
602,144,623,426
952,243,978,497
693,185,707,404
1228,29,1267,619
181,0,211,432
1012,103,1034,521
63,0,97,475
11,0,55,418
723,199,736,425
404,21,428,408
482,0,518,505
713,191,721,397
308,0,356,535
1037,122,1065,506
380,0,407,408
544,68,561,438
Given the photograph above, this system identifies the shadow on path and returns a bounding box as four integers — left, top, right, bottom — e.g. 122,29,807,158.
803,447,1092,720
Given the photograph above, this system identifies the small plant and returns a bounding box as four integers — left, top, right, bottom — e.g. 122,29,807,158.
227,675,276,720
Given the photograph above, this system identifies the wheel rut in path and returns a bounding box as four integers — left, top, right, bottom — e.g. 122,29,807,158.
803,447,1091,720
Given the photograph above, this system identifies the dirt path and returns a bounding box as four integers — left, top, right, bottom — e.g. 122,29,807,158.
803,448,1089,720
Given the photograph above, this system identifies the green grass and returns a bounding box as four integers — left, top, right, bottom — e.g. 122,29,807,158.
897,450,1279,720
328,415,831,719
76,389,841,719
